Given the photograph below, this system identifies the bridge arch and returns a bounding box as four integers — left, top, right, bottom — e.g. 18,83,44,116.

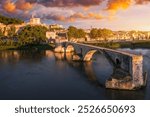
55,42,145,90
83,50,103,62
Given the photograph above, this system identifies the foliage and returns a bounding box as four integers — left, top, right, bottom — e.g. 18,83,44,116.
67,26,86,39
7,26,16,37
0,39,15,46
0,14,24,25
49,28,64,31
0,28,4,38
90,28,113,39
90,28,98,38
17,25,48,45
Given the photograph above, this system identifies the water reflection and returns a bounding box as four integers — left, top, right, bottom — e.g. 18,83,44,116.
84,62,104,87
53,52,104,86
0,50,149,100
45,50,54,58
53,51,148,100
0,50,46,64
0,50,20,63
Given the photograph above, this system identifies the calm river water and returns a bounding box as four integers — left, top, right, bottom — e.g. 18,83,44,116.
0,49,150,100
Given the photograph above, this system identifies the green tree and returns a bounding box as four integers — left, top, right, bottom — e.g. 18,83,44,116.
90,28,113,40
67,26,77,39
0,28,4,38
76,29,86,38
6,40,14,46
67,26,86,40
90,28,98,39
0,14,24,25
18,25,48,45
99,28,113,40
7,26,16,38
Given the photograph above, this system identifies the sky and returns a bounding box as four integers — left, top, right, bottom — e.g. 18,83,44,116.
0,0,150,31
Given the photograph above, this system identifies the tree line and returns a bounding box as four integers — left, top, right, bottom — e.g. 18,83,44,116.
90,28,113,39
0,25,48,46
67,26,114,40
0,14,24,25
18,25,48,45
67,26,86,39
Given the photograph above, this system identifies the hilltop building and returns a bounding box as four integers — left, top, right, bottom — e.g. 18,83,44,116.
29,15,41,25
26,15,49,29
0,15,65,37
29,17,41,25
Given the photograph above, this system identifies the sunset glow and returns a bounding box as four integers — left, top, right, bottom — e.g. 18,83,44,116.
0,0,150,30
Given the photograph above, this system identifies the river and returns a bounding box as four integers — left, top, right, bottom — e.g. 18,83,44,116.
0,49,149,100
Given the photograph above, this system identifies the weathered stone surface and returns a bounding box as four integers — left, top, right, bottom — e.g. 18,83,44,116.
106,68,134,90
72,55,81,61
66,45,75,53
106,78,134,90
54,42,145,90
54,46,65,53
83,50,97,61
132,55,144,88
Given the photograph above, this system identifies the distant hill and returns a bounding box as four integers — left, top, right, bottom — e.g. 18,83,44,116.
0,15,24,25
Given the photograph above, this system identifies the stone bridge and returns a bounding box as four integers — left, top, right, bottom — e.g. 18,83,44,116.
54,42,147,90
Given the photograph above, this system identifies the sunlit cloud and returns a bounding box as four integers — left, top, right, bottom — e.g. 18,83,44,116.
3,0,16,13
0,0,150,30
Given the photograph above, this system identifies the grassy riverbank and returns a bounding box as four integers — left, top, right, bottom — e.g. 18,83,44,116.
83,40,150,49
1,40,150,51
0,44,55,50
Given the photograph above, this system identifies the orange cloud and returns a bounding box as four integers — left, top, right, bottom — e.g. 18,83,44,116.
106,0,132,11
65,12,104,22
1,0,150,22
87,12,103,19
135,0,150,4
3,0,16,13
16,0,33,11
45,12,104,22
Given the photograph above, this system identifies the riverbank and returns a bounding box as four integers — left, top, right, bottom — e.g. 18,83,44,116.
83,40,150,49
1,40,150,51
0,44,55,51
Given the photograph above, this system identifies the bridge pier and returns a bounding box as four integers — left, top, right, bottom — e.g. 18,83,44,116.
132,56,144,88
54,45,65,53
54,42,146,90
106,56,144,90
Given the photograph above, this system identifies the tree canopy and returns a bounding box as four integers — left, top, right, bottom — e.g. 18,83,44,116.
0,14,24,25
18,25,48,45
0,29,4,38
7,26,16,37
67,26,86,39
90,28,113,39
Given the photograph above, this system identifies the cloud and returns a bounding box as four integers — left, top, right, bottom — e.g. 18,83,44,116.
45,13,103,22
0,0,35,20
27,0,103,7
106,0,132,11
16,0,33,11
106,0,150,12
1,0,34,13
3,0,16,13
0,0,150,22
68,12,103,21
31,5,103,22
135,0,150,4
